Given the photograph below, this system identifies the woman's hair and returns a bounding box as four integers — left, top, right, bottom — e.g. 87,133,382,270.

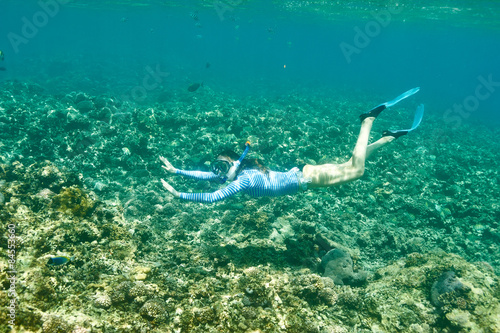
217,150,269,176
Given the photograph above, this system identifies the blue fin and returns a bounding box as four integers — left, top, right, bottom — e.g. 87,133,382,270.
382,104,424,138
384,87,420,108
408,103,424,131
360,87,420,121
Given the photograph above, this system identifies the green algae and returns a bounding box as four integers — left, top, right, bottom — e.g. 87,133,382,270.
51,186,96,218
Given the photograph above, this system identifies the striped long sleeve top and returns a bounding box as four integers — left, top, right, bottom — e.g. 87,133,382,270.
176,168,301,203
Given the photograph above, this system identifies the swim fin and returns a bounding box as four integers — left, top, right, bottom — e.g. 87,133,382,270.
360,87,420,121
382,104,424,139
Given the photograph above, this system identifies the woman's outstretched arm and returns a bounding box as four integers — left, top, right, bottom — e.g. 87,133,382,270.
160,156,219,181
161,176,250,203
176,170,220,181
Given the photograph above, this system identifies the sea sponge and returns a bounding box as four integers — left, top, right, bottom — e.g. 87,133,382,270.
322,248,367,286
109,281,133,304
430,271,466,307
192,306,215,325
42,316,71,333
140,299,167,321
76,100,95,113
292,274,338,306
93,292,112,309
128,281,157,304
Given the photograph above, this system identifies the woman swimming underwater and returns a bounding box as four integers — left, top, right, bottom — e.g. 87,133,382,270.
160,88,424,203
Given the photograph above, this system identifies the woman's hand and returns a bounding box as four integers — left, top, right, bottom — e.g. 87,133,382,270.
160,156,177,173
161,179,180,198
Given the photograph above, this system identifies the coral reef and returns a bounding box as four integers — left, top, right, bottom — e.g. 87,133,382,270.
363,251,500,332
0,80,498,332
42,316,72,333
51,186,96,218
139,299,167,322
322,248,368,286
93,292,112,309
430,271,466,308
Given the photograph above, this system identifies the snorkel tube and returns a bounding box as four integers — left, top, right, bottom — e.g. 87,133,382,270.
239,141,251,162
224,141,251,182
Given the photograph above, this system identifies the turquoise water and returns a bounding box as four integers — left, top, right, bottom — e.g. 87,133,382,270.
1,1,499,332
2,0,499,123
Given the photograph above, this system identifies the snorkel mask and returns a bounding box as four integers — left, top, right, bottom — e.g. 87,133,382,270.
211,141,251,183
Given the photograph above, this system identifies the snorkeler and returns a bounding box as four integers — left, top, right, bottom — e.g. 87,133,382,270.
160,88,424,203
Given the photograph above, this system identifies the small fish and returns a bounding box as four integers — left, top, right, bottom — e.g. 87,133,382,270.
187,82,203,92
47,256,74,267
0,67,6,71
190,11,199,21
0,50,4,61
205,62,211,69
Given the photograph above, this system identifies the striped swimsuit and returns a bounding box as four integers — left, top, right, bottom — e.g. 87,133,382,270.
176,168,302,203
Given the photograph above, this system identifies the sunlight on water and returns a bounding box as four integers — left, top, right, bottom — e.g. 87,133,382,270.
56,0,500,28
